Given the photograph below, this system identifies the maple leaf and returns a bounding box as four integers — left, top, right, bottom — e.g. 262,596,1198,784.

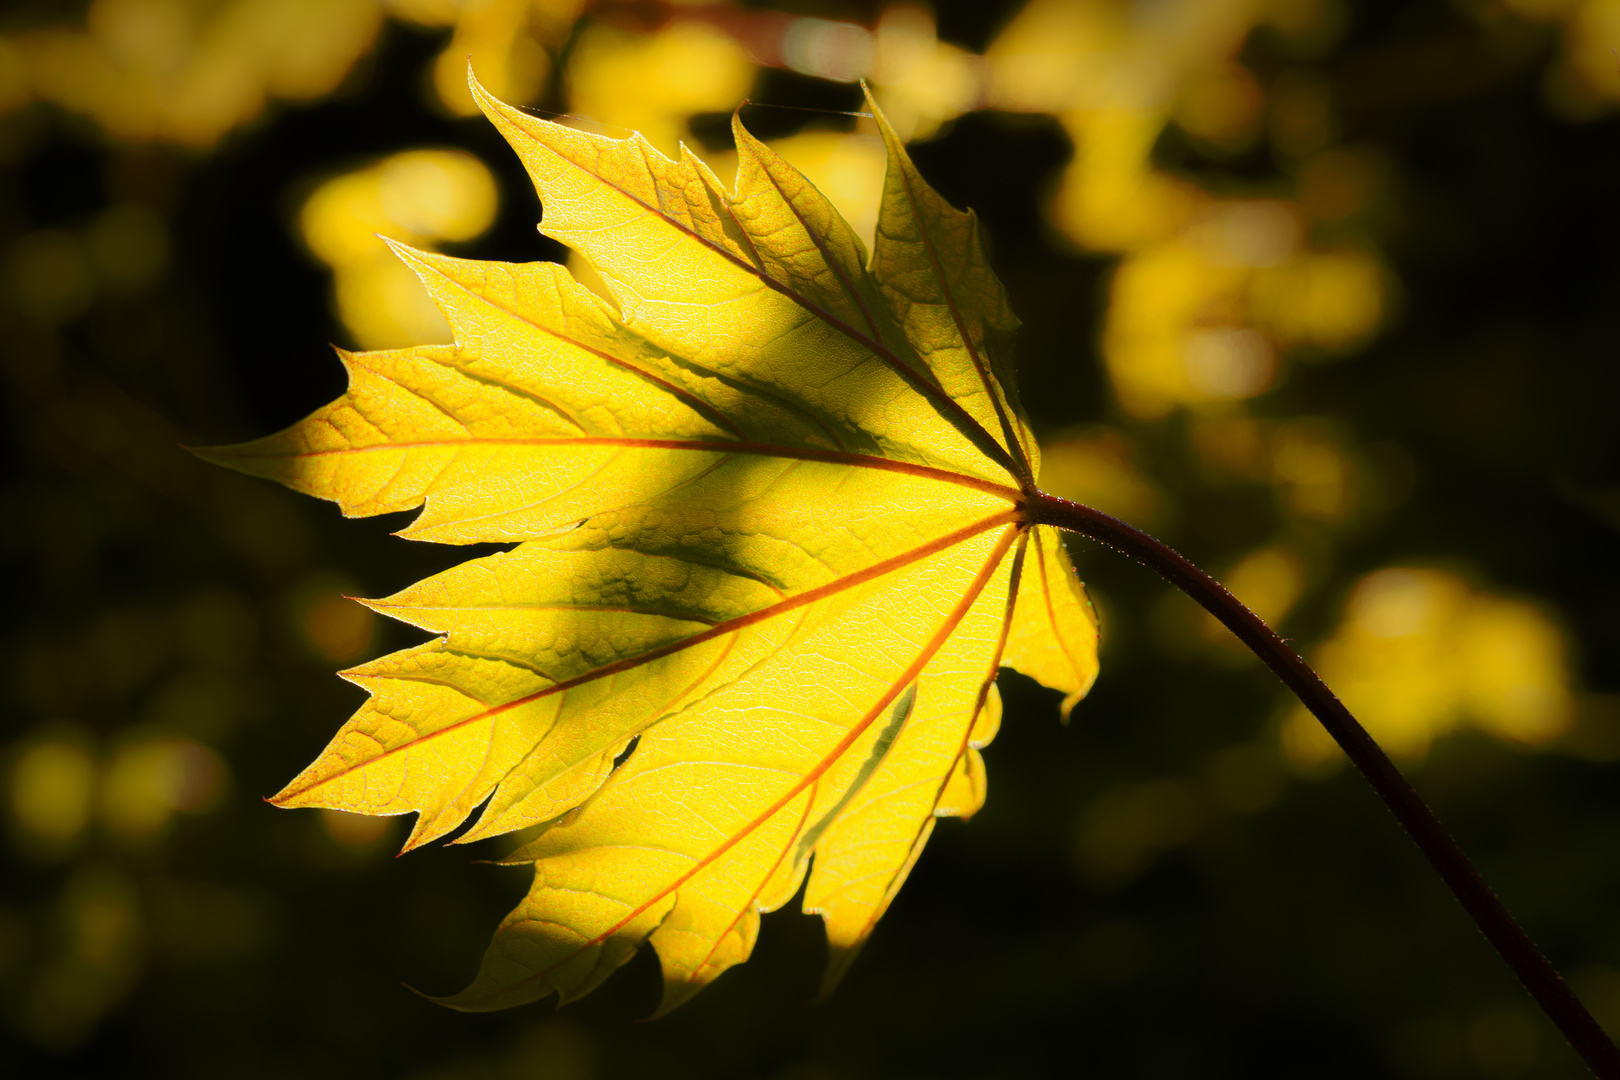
200,77,1098,1015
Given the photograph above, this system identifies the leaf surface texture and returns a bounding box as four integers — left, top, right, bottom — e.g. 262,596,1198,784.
202,79,1100,1012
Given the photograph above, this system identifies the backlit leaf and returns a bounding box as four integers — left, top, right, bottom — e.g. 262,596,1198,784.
201,76,1099,1014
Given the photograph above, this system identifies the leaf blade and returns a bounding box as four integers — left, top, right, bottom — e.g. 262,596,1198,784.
207,78,1102,1014
471,74,1022,484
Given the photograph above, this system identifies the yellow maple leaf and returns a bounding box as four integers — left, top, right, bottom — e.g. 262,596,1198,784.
200,75,1098,1015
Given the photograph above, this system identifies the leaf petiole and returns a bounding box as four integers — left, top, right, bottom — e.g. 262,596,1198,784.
1025,490,1620,1080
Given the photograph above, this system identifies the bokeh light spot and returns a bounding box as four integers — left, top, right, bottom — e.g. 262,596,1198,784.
300,148,496,349
9,737,96,850
101,739,229,841
1183,326,1275,399
1282,569,1575,768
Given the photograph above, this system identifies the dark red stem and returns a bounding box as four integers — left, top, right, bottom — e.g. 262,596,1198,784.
1026,490,1620,1078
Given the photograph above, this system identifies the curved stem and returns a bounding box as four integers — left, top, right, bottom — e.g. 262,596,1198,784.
1026,490,1620,1079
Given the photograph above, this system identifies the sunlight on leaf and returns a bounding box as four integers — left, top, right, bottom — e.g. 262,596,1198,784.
703,130,888,254
202,73,1099,1013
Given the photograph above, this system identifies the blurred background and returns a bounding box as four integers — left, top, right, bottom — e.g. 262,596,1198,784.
1,0,1618,1076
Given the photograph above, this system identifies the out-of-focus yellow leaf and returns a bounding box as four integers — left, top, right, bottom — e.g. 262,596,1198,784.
300,148,498,350
428,0,584,116
979,0,1390,419
9,737,96,850
867,4,982,140
1281,568,1575,767
3,0,385,147
565,20,754,156
101,738,228,841
202,75,1099,1013
1199,545,1307,644
0,0,602,147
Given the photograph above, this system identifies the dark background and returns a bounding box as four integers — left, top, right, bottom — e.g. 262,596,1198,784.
2,1,1619,1077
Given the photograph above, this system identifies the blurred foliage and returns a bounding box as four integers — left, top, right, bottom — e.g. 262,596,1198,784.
300,147,497,348
1282,567,1576,766
1,0,1618,1077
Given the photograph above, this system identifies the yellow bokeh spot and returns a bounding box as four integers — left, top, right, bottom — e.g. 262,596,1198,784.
1257,0,1348,55
1104,244,1216,417
301,148,497,263
1282,569,1575,768
780,18,873,84
982,0,1131,116
1050,111,1202,254
1036,429,1164,528
378,150,498,240
4,0,385,147
101,739,229,841
386,0,460,25
1269,421,1353,521
10,739,96,849
1463,597,1577,743
868,4,982,141
1081,173,1384,418
300,169,394,267
1102,233,1269,418
431,0,573,117
1254,248,1385,352
0,37,28,112
1548,0,1620,112
300,148,497,350
334,255,454,349
1194,201,1302,269
1202,545,1307,642
979,0,1394,417
1183,327,1276,400
566,20,754,157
